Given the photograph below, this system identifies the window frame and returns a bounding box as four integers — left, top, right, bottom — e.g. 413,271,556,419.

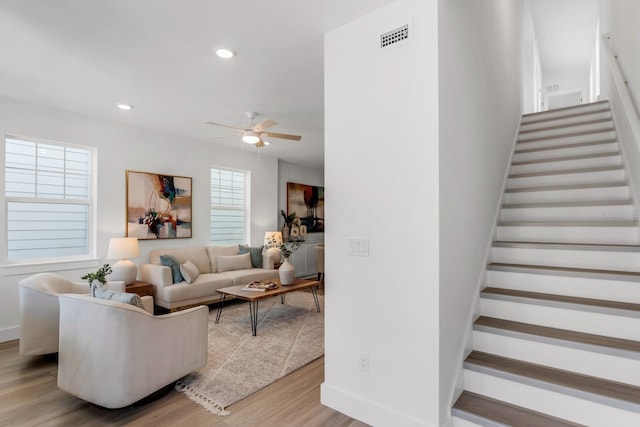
210,166,250,245
3,134,97,267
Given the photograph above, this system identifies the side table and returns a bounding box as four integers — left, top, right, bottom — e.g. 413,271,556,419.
125,281,154,298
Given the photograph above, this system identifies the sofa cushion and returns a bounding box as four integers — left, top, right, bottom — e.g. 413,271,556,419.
94,288,146,311
160,255,184,284
206,245,241,272
150,247,212,274
238,244,264,268
180,259,200,284
160,273,233,303
217,253,252,273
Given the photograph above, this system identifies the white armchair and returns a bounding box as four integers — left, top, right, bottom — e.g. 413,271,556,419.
314,244,324,282
57,294,208,408
19,273,93,356
19,272,140,356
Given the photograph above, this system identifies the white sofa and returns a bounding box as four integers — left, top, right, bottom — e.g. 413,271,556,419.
57,293,208,408
140,244,279,311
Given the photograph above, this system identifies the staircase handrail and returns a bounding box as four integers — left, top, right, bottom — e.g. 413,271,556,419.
601,33,640,151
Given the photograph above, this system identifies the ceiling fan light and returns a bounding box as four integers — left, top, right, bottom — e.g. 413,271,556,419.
242,130,260,144
215,48,236,59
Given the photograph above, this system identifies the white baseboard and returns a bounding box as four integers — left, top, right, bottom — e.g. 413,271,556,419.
0,325,19,343
320,382,436,427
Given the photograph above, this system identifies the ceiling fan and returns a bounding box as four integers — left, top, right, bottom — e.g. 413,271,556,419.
206,112,302,148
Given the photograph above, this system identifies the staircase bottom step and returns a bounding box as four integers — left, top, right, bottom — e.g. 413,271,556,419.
453,391,583,427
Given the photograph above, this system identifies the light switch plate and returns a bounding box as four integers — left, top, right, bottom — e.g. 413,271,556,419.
347,238,369,257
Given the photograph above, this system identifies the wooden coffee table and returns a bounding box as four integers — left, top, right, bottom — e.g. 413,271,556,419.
215,278,321,336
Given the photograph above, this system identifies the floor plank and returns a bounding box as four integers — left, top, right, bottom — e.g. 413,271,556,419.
0,340,364,427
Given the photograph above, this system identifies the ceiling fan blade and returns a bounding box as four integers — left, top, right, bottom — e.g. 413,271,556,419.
205,121,244,131
208,133,238,140
262,131,302,141
252,119,278,132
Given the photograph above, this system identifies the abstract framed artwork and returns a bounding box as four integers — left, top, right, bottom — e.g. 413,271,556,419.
287,182,324,233
126,170,192,239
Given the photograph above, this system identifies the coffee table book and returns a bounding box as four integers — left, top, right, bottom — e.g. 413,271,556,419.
241,280,279,292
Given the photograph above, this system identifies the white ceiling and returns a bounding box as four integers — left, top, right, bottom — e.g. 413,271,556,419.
529,0,599,75
0,0,397,169
0,1,602,169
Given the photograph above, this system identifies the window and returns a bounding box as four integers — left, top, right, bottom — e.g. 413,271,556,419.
4,136,93,262
210,168,248,244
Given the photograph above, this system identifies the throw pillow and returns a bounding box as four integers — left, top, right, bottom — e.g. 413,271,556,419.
180,259,200,284
216,253,253,272
238,244,264,268
94,288,146,311
160,255,184,284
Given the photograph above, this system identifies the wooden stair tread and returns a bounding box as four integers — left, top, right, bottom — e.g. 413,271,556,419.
497,220,637,227
510,151,621,166
453,391,584,427
488,262,640,278
465,350,640,405
519,118,613,135
518,127,615,144
492,241,640,251
501,200,633,209
504,181,627,193
482,287,640,313
514,139,617,154
522,101,609,120
474,317,640,354
508,165,623,179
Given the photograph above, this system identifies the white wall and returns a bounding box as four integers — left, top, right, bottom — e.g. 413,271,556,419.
322,1,440,426
0,96,279,341
438,1,524,426
522,0,543,113
609,0,640,114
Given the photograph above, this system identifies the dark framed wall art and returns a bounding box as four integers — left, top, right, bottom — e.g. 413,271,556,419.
126,170,192,239
286,182,324,233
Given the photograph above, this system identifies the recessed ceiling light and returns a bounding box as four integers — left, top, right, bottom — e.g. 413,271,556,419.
215,48,236,59
117,104,133,110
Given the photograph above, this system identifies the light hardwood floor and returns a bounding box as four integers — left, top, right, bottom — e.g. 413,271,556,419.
0,340,367,427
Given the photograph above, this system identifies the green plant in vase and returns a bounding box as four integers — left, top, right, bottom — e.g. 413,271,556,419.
81,264,112,295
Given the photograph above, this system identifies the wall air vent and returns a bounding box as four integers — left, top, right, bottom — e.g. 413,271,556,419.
380,24,409,48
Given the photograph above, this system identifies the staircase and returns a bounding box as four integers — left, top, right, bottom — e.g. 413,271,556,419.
452,100,640,426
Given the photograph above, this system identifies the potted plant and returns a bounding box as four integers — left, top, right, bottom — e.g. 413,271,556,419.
81,264,112,295
280,209,297,242
269,236,304,285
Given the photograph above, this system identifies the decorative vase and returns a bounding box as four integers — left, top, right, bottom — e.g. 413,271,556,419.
279,257,295,285
282,225,290,242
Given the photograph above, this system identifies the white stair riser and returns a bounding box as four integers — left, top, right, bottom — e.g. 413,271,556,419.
520,111,611,131
479,298,640,341
486,270,640,304
451,416,483,427
521,103,611,123
516,131,616,150
513,142,619,163
519,121,614,141
507,169,625,189
496,225,639,244
491,246,640,272
473,331,640,386
503,186,630,205
510,155,622,175
500,204,635,222
464,370,640,426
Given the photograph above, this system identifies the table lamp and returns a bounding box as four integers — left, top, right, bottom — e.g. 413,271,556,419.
107,237,140,285
264,231,283,263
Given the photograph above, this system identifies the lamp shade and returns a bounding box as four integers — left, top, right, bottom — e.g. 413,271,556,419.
107,238,140,285
264,231,283,247
107,237,140,259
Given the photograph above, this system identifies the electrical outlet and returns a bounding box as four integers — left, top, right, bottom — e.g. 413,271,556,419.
359,352,369,373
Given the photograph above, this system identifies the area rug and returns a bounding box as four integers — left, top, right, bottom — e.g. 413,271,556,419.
176,291,324,415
